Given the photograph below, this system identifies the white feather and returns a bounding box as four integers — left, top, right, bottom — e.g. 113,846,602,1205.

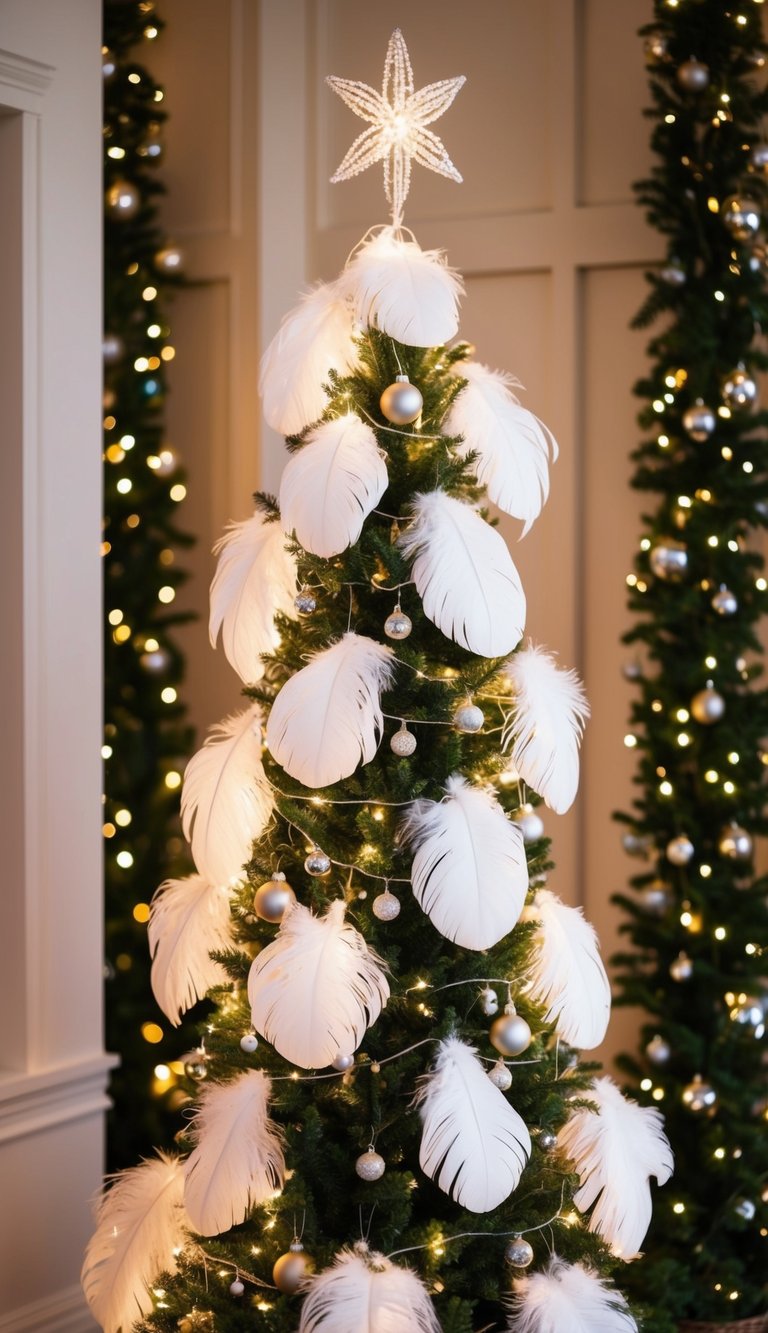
299,1246,441,1333
525,889,610,1050
266,633,395,788
148,875,233,1025
503,644,589,813
209,513,298,684
506,1257,637,1333
557,1076,674,1259
400,776,527,950
416,1037,531,1213
181,704,273,886
248,900,390,1069
341,228,463,348
398,491,526,657
81,1153,185,1333
444,362,558,537
259,280,358,435
279,412,388,558
183,1071,285,1237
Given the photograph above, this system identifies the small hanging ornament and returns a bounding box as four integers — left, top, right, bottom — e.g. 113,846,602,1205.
331,1052,355,1072
515,804,545,842
670,951,693,982
379,375,423,425
490,1000,532,1058
646,1034,672,1066
691,684,725,725
106,178,141,219
752,143,768,172
390,721,417,756
722,194,761,241
139,646,171,673
660,260,686,286
229,1278,245,1297
712,585,738,616
676,57,709,91
304,845,331,876
239,1032,259,1054
718,821,753,861
505,1236,534,1268
384,602,412,640
253,872,297,923
538,1130,557,1152
622,657,642,681
103,333,125,365
682,1073,717,1113
102,47,117,80
649,539,688,580
273,1241,313,1295
372,888,401,921
183,1048,209,1080
155,243,185,275
735,1198,757,1220
153,446,178,478
452,698,485,733
294,587,317,616
682,401,716,441
666,834,694,866
480,986,499,1016
748,242,768,273
638,880,672,915
355,1148,386,1181
487,1058,512,1090
623,831,652,857
729,995,765,1036
722,364,758,410
643,33,668,63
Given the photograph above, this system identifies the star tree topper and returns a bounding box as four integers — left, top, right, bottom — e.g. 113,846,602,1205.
327,29,466,227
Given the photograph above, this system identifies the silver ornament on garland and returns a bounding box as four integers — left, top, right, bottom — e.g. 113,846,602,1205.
722,364,758,410
239,1032,259,1054
332,1052,355,1072
505,1236,534,1268
735,1198,757,1221
515,804,545,842
490,1003,532,1058
355,1149,386,1181
183,1048,209,1080
667,834,694,866
691,685,725,725
660,261,686,286
229,1279,245,1298
140,646,171,673
305,846,331,876
676,57,709,91
682,401,716,441
103,333,125,364
682,1073,717,1113
487,1058,512,1090
729,996,765,1037
638,881,672,915
453,699,485,733
722,194,761,241
622,658,643,681
253,872,296,923
623,832,652,857
380,375,423,425
102,48,117,79
718,821,753,861
480,986,499,1016
155,244,185,274
294,587,317,616
649,539,688,580
390,721,417,756
670,951,693,982
372,889,401,921
646,1034,672,1066
106,178,140,219
384,603,412,640
538,1130,557,1152
712,586,738,616
273,1242,313,1294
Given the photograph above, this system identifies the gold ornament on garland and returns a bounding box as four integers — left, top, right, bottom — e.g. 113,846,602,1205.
273,1241,313,1295
690,684,725,725
253,872,296,923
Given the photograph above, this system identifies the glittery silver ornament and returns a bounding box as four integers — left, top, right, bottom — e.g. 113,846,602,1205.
239,1033,259,1054
229,1279,245,1297
722,365,758,410
735,1198,756,1221
379,375,423,425
644,34,668,63
155,244,185,275
294,588,317,616
682,1073,717,1113
505,1236,534,1268
676,58,709,91
667,834,694,866
646,1034,672,1066
638,881,673,915
453,701,485,733
253,873,296,923
487,1058,512,1090
480,986,499,1016
538,1130,557,1152
691,685,725,724
304,847,331,876
140,647,171,673
649,540,688,580
712,586,738,616
682,402,716,441
183,1049,209,1080
384,605,412,640
273,1244,313,1294
372,889,401,921
670,951,693,982
729,996,765,1037
516,806,545,842
355,1149,386,1181
103,333,125,364
106,179,140,220
490,1008,532,1058
722,194,761,241
718,822,753,861
660,262,686,286
390,722,417,756
331,1052,354,1072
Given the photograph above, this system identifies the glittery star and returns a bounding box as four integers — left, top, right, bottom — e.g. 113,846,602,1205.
327,28,466,226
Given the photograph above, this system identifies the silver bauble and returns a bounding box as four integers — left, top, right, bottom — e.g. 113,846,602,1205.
140,647,171,673
718,822,753,861
667,834,694,866
515,807,545,842
729,996,765,1037
660,262,686,286
735,1198,757,1221
505,1237,534,1268
682,1073,717,1113
691,686,725,725
722,365,758,410
644,34,668,63
623,832,652,857
490,1010,533,1057
622,658,643,681
183,1049,209,1080
253,873,296,923
229,1279,245,1297
390,722,417,757
682,402,716,441
372,890,401,921
379,375,423,425
638,881,672,915
677,58,710,92
384,606,412,640
102,48,117,79
239,1033,259,1054
155,244,185,275
670,951,693,982
304,847,331,876
480,986,499,1016
103,333,125,364
273,1245,312,1294
106,179,140,220
712,586,738,616
538,1130,557,1152
331,1052,354,1072
722,194,761,241
646,1034,672,1066
355,1149,386,1181
751,143,768,172
487,1058,512,1090
294,589,317,616
649,540,688,580
453,701,485,733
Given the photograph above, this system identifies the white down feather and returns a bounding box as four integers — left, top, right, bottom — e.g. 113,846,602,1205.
398,491,526,657
503,644,590,813
400,776,528,950
181,704,273,886
298,1246,441,1333
279,412,388,558
259,280,359,435
506,1257,638,1333
209,513,298,684
525,889,610,1050
340,228,463,348
444,362,558,536
183,1071,285,1237
557,1076,674,1259
247,900,390,1069
416,1037,531,1213
266,633,395,788
149,875,233,1025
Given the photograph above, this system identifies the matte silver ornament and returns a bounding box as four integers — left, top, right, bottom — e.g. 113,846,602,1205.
103,333,125,364
660,262,686,286
670,951,693,982
712,586,738,616
667,834,694,866
538,1130,557,1152
379,375,423,425
294,588,317,616
239,1033,259,1054
480,986,499,1016
253,873,296,923
372,889,401,921
106,179,141,220
273,1245,313,1294
229,1279,245,1297
735,1198,756,1221
516,806,544,842
722,365,758,410
304,846,331,876
155,244,185,274
384,605,413,640
390,722,417,756
487,1058,512,1090
623,832,652,858
718,822,753,861
355,1149,386,1181
638,881,672,915
676,58,709,91
682,401,716,441
646,1034,672,1066
682,1073,717,1113
505,1236,534,1268
140,646,171,673
722,194,761,241
490,1008,532,1057
649,540,688,580
622,658,643,681
331,1052,354,1072
183,1049,209,1080
453,701,485,733
691,685,725,725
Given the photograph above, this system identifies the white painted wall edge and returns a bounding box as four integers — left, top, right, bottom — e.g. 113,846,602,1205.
0,1054,118,1145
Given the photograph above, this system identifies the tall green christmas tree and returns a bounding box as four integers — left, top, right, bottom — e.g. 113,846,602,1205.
613,4,768,1329
85,30,671,1333
103,0,197,1170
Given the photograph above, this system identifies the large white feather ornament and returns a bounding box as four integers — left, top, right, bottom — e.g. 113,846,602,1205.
400,775,527,950
248,900,390,1068
525,889,610,1050
149,875,233,1025
506,1257,637,1333
81,1152,185,1333
398,491,526,656
181,704,273,886
502,644,589,813
444,362,558,536
341,228,463,348
557,1076,674,1259
183,1071,285,1237
299,1246,441,1333
259,280,358,435
266,633,394,788
209,513,298,684
416,1037,531,1213
279,412,388,558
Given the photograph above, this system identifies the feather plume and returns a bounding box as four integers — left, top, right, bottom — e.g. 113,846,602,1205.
181,704,273,886
506,1257,637,1333
81,1152,185,1333
248,900,389,1069
557,1076,674,1259
398,491,525,656
209,513,298,684
279,412,388,558
259,280,358,435
400,776,527,950
299,1246,441,1333
525,889,610,1050
502,644,589,813
183,1071,285,1237
266,633,394,788
416,1037,531,1213
341,228,463,348
148,875,233,1025
444,362,558,536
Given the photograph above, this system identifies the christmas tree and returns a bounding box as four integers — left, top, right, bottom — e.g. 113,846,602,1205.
612,3,768,1329
85,31,671,1333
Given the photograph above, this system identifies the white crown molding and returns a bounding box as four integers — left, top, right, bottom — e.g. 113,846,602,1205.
0,48,54,99
0,1054,118,1145
0,1283,94,1333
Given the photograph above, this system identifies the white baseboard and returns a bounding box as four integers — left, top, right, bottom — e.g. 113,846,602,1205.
0,1284,96,1331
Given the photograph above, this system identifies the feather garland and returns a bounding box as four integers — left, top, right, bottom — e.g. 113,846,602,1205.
209,513,298,684
341,228,463,348
400,775,527,950
248,900,390,1069
444,362,558,536
557,1077,673,1259
259,280,358,435
181,704,273,886
525,889,610,1050
279,412,388,558
183,1071,285,1237
266,633,394,788
81,1152,185,1333
299,1246,441,1333
416,1037,531,1213
149,875,233,1025
506,1257,638,1333
398,491,526,656
503,644,589,813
